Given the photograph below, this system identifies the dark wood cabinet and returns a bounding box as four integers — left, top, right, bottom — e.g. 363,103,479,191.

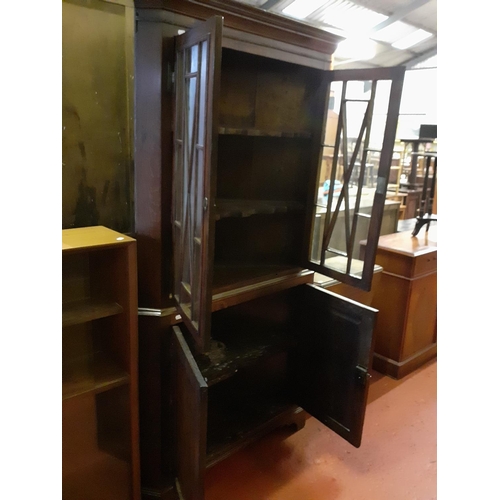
134,2,405,498
171,283,377,500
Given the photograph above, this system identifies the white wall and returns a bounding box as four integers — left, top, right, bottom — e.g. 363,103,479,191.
397,67,437,139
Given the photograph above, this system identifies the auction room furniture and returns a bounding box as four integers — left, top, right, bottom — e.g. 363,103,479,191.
411,152,437,236
360,226,437,379
399,137,435,189
62,226,140,500
133,2,405,498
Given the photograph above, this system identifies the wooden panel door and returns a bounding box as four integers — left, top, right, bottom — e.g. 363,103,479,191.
171,326,208,500
306,66,405,291
172,16,223,352
290,284,377,447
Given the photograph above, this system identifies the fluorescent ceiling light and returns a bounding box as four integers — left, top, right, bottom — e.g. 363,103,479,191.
335,36,376,61
392,29,433,49
282,0,326,20
371,21,415,44
322,1,388,34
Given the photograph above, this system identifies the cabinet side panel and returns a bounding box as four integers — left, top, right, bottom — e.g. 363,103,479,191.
135,20,167,308
400,273,437,360
371,273,410,361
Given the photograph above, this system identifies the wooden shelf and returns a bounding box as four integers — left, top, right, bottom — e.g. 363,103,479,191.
215,199,305,220
62,225,136,252
198,325,294,387
211,265,313,312
218,127,311,139
63,356,130,400
63,299,123,327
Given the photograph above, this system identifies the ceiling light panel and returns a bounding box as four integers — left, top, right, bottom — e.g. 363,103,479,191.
320,0,388,33
392,28,432,49
282,0,328,20
370,20,416,44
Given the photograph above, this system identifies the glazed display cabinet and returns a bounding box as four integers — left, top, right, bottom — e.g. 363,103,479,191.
134,2,405,499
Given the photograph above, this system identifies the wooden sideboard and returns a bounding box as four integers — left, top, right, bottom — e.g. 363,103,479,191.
361,226,437,379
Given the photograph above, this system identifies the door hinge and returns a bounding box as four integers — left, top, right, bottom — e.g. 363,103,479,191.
166,64,175,92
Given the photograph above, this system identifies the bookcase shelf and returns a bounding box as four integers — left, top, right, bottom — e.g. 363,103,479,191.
218,127,312,139
62,355,130,400
215,199,305,220
62,299,123,328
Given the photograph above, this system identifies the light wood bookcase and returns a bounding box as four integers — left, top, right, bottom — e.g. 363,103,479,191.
62,226,140,500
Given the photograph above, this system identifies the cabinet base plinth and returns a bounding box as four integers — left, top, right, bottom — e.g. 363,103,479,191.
372,344,437,379
141,484,177,500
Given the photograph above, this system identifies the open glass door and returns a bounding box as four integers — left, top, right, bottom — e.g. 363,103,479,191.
172,17,222,352
307,66,405,291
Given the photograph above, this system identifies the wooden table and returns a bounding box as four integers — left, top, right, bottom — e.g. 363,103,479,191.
360,226,437,379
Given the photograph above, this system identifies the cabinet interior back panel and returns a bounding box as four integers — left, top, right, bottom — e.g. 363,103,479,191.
216,135,312,201
214,213,304,266
219,48,323,133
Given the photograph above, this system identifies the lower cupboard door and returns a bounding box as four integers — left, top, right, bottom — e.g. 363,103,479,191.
171,326,207,500
290,284,377,447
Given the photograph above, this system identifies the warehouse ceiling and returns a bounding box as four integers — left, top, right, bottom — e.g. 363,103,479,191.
233,0,437,69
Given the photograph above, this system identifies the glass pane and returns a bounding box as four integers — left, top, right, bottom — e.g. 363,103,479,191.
311,78,399,280
198,40,208,145
187,76,197,162
195,148,205,240
175,50,185,134
192,235,201,323
188,43,199,74
178,42,205,324
369,80,391,150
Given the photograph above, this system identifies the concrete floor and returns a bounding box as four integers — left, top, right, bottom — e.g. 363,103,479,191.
205,359,437,500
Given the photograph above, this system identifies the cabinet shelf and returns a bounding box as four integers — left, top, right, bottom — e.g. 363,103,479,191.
198,325,294,387
215,199,305,220
63,299,124,327
218,127,312,139
212,265,312,311
63,354,130,401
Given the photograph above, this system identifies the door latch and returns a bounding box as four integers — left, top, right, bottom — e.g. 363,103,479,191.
203,197,208,211
355,365,372,386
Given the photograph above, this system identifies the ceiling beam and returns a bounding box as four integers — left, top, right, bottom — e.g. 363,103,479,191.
261,0,283,10
401,46,437,67
370,0,432,32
